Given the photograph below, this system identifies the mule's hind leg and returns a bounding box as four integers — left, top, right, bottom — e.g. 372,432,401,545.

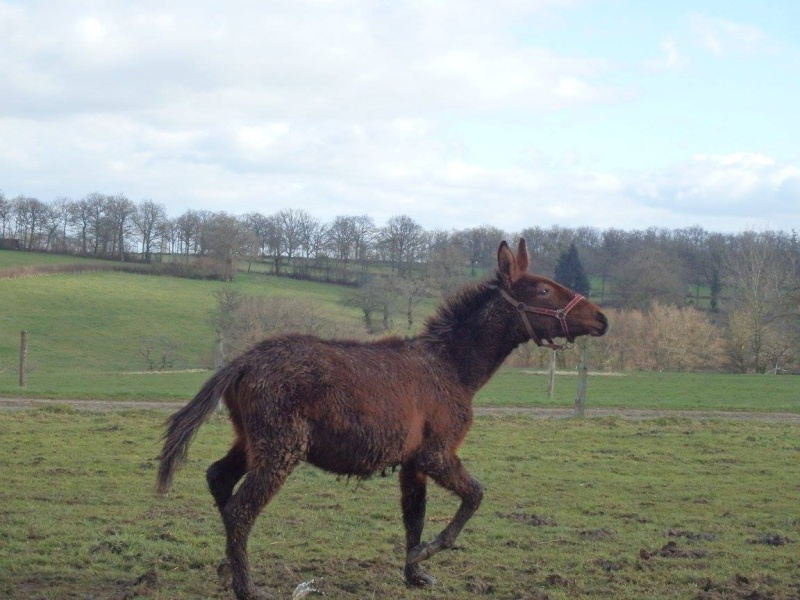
221,432,306,600
399,463,436,586
207,441,248,512
406,453,484,565
207,442,250,591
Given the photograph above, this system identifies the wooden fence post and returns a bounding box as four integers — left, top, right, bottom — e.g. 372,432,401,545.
214,330,224,370
547,349,556,399
574,337,588,417
214,331,224,413
19,330,28,388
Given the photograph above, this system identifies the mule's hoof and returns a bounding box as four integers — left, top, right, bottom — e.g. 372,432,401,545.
405,563,436,587
217,560,232,587
407,541,433,564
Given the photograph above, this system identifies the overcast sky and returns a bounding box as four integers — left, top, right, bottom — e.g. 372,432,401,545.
1,0,798,234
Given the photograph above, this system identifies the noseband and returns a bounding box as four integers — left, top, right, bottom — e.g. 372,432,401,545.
497,288,585,350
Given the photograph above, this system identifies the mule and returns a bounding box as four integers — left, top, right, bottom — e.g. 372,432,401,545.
157,239,608,599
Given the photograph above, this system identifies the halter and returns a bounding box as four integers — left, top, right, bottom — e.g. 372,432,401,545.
497,287,586,350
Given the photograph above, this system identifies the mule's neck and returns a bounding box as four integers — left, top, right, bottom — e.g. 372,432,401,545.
420,282,526,392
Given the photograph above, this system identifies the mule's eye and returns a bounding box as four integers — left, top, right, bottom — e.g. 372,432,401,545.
537,288,549,297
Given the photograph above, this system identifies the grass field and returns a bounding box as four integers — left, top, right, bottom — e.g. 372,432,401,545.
3,251,797,600
479,370,800,413
0,250,110,270
0,260,367,397
1,408,798,599
2,249,798,413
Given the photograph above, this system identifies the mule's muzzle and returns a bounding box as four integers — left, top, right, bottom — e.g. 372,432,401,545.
591,311,609,337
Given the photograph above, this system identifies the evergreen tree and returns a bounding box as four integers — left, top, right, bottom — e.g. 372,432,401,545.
554,242,591,296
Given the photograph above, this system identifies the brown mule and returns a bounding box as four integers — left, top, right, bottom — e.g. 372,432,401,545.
157,239,608,600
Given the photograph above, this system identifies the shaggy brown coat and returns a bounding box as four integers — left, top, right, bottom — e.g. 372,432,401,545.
157,239,608,600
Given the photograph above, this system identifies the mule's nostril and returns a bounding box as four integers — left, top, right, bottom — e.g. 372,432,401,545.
597,312,609,334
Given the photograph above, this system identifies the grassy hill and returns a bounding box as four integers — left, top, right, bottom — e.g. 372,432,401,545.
1,250,797,412
0,251,371,398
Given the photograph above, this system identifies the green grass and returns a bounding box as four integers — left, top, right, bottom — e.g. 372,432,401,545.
0,250,110,269
2,250,797,414
477,370,800,413
1,409,798,599
0,264,365,398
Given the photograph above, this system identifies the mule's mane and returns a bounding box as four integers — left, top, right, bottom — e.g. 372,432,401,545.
420,275,501,345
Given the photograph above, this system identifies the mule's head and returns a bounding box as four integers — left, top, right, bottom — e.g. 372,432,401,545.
497,239,608,346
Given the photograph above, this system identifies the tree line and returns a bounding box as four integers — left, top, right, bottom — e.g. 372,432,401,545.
2,190,799,373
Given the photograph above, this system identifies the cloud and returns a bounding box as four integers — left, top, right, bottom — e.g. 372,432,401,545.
0,0,628,226
0,0,618,121
644,39,681,71
0,1,797,235
628,152,800,224
690,13,766,57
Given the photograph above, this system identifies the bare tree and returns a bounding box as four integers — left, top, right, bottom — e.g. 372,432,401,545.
453,225,506,277
133,199,167,263
243,212,271,259
0,191,12,238
69,195,95,254
158,217,177,256
46,197,72,252
723,231,791,372
379,214,423,275
214,288,346,359
344,277,396,333
84,192,111,255
13,196,48,249
203,212,245,281
239,229,261,273
612,247,686,310
396,275,433,330
139,337,182,371
264,214,285,274
589,305,725,372
107,194,136,260
520,225,575,275
296,211,324,259
175,209,202,258
327,215,358,277
352,214,376,270
277,208,307,264
194,210,216,256
424,236,468,297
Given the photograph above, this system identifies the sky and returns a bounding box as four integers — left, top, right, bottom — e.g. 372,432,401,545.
1,0,799,234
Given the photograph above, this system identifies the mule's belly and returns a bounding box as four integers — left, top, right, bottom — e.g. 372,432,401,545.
306,430,407,477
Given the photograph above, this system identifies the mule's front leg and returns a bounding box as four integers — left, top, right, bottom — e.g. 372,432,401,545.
407,455,484,565
400,464,436,586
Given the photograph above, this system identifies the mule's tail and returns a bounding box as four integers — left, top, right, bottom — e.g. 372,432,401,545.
156,366,238,496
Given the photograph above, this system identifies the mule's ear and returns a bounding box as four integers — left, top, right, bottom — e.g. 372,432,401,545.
516,239,529,273
497,240,518,286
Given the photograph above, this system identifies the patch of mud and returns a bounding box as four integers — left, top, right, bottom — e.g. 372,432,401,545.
579,528,616,540
669,529,717,542
116,569,158,600
748,533,794,546
639,541,708,560
695,574,781,600
466,576,496,594
593,558,625,572
497,511,556,526
543,573,572,589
